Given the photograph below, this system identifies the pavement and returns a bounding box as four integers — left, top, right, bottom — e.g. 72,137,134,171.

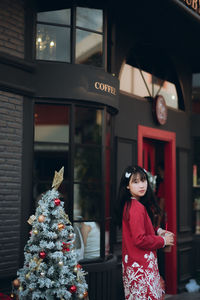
165,292,200,299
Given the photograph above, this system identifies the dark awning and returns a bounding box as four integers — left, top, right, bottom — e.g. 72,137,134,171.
113,0,200,73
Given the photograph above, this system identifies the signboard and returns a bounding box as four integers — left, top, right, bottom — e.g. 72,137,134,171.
180,0,200,15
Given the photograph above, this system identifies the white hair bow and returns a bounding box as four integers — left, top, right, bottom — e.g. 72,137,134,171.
125,172,131,178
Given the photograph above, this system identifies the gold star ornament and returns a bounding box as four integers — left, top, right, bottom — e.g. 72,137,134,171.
52,166,64,190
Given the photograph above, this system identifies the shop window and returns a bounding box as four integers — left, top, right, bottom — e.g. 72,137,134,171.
36,6,104,68
75,7,103,67
34,104,70,199
36,9,71,62
120,64,179,109
33,103,112,261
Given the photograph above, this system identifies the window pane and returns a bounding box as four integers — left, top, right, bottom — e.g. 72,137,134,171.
33,150,69,201
120,64,178,109
73,222,85,261
76,7,103,32
34,104,70,203
37,9,71,25
75,29,103,67
74,147,101,181
35,104,70,143
75,107,102,144
120,64,152,97
105,220,110,256
73,183,101,221
152,76,178,109
36,24,70,62
81,221,100,260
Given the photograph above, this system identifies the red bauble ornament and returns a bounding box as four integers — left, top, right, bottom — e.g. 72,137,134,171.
54,198,61,206
76,264,82,269
39,251,46,259
62,242,70,252
69,285,77,294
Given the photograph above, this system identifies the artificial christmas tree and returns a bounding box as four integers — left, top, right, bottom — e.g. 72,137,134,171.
12,167,88,299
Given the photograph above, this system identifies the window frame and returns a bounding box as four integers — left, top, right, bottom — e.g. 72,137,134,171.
35,5,106,69
33,100,113,261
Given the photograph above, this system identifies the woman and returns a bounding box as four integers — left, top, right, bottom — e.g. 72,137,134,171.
117,165,174,300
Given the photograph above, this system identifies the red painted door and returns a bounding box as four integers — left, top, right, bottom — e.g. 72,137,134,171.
138,126,177,294
143,139,156,175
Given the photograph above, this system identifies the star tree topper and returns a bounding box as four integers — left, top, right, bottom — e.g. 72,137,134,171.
52,166,64,190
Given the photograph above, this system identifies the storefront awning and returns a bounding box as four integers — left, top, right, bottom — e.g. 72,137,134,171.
114,0,200,74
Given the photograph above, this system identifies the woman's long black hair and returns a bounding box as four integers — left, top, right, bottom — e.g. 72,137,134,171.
116,165,161,227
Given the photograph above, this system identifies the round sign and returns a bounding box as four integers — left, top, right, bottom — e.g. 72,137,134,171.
153,95,168,125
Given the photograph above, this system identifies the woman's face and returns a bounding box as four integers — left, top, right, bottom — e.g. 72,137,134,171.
127,173,147,199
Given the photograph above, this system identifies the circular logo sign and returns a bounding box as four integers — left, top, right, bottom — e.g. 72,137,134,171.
153,95,168,125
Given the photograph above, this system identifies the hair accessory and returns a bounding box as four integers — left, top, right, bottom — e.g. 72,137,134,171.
125,172,131,178
143,169,157,191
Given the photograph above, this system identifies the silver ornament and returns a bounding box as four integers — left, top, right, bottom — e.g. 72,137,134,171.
58,261,63,266
69,232,74,239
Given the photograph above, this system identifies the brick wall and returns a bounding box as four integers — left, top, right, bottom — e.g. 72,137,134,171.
0,0,24,58
0,90,23,279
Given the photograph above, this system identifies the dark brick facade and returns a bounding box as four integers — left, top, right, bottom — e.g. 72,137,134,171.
0,0,24,286
0,91,23,279
0,0,24,58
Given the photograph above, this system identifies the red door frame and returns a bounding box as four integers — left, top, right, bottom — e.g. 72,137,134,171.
138,125,177,294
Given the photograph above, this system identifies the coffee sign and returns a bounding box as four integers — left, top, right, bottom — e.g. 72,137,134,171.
94,81,116,96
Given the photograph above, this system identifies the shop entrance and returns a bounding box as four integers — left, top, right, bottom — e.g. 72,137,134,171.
138,125,177,294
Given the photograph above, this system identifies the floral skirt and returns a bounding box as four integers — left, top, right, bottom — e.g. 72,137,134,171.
122,252,165,300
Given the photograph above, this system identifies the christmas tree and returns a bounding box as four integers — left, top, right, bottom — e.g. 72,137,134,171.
12,167,88,300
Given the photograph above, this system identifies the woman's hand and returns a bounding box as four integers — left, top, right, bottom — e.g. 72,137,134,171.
157,228,166,236
164,232,174,246
157,228,175,246
157,228,174,237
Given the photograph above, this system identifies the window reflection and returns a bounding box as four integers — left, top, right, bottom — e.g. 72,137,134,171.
74,147,101,181
36,7,104,68
35,104,69,143
75,29,103,67
73,183,101,221
73,221,101,261
80,221,100,259
74,222,85,261
33,104,112,260
34,104,70,203
75,107,102,144
36,24,70,62
105,220,110,256
120,64,178,109
76,7,103,32
37,9,71,25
